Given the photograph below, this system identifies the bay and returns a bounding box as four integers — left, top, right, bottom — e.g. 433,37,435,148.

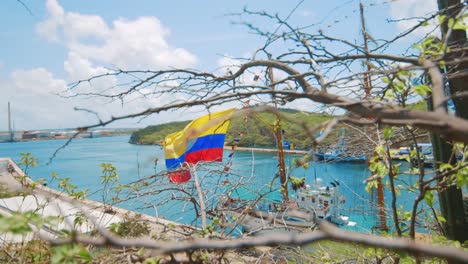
0,135,426,233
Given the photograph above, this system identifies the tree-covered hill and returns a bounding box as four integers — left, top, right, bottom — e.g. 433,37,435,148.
129,121,190,145
129,109,333,149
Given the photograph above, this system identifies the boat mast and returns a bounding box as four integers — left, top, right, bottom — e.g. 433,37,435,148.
8,102,13,142
360,2,387,231
268,66,289,203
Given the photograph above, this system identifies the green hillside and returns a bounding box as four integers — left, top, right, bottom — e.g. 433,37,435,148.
129,121,190,145
129,109,333,149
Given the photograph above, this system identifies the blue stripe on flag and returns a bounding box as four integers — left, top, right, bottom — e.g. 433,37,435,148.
165,154,186,170
186,134,226,154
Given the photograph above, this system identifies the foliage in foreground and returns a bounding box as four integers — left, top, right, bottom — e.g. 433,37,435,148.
0,141,465,263
0,236,465,264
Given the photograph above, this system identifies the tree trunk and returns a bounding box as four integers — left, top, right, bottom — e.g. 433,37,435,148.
434,0,467,243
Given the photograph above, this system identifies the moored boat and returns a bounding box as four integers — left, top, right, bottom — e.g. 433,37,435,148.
314,128,367,163
219,180,352,234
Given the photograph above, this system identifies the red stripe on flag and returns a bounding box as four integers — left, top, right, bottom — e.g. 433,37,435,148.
169,169,191,184
185,148,224,164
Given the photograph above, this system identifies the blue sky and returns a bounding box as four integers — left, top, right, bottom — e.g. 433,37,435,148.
0,0,437,131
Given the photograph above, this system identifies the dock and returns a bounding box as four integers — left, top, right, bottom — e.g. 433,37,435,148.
224,146,308,155
0,158,193,244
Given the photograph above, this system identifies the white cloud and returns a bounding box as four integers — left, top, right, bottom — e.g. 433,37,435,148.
37,0,197,70
70,16,196,69
11,68,66,95
1,68,90,130
0,67,183,131
63,51,117,93
36,0,64,42
9,0,203,130
389,0,438,36
63,12,109,41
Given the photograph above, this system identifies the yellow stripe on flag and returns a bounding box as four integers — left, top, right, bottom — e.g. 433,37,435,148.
164,108,236,159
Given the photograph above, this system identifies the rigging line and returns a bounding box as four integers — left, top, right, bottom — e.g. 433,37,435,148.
334,170,377,207
311,0,355,27
250,147,256,181
269,0,305,40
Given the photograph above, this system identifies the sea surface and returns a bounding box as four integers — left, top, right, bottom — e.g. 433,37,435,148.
0,135,430,234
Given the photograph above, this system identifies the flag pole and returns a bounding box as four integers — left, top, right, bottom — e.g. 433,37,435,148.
190,164,207,230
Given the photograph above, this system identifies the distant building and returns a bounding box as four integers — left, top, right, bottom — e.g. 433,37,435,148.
52,131,67,139
90,130,110,137
22,131,40,140
99,130,110,136
79,132,92,138
91,131,102,137
39,131,51,138
63,131,78,138
0,133,11,141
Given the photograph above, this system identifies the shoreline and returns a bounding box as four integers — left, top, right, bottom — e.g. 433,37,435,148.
129,141,310,155
224,146,308,155
0,133,131,143
0,157,192,242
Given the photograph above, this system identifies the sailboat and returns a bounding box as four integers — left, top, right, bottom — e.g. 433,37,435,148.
314,128,367,163
219,179,350,234
216,66,351,234
217,114,351,234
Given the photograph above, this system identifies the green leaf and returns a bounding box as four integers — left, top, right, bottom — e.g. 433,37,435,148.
392,82,404,93
404,154,410,163
402,211,412,221
365,179,378,193
439,163,453,171
413,84,431,96
383,127,394,140
424,190,434,207
0,212,35,235
375,145,385,157
456,169,468,188
384,89,395,98
422,36,437,47
78,249,93,262
376,162,388,177
447,18,455,29
453,20,468,30
369,162,378,172
143,258,160,264
439,60,446,68
438,215,446,223
382,76,390,83
398,71,410,77
438,15,446,25
413,43,422,50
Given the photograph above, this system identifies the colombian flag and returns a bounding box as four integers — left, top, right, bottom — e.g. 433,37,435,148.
164,108,236,183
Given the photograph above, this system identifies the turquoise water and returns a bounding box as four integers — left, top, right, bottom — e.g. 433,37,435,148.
0,136,428,233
